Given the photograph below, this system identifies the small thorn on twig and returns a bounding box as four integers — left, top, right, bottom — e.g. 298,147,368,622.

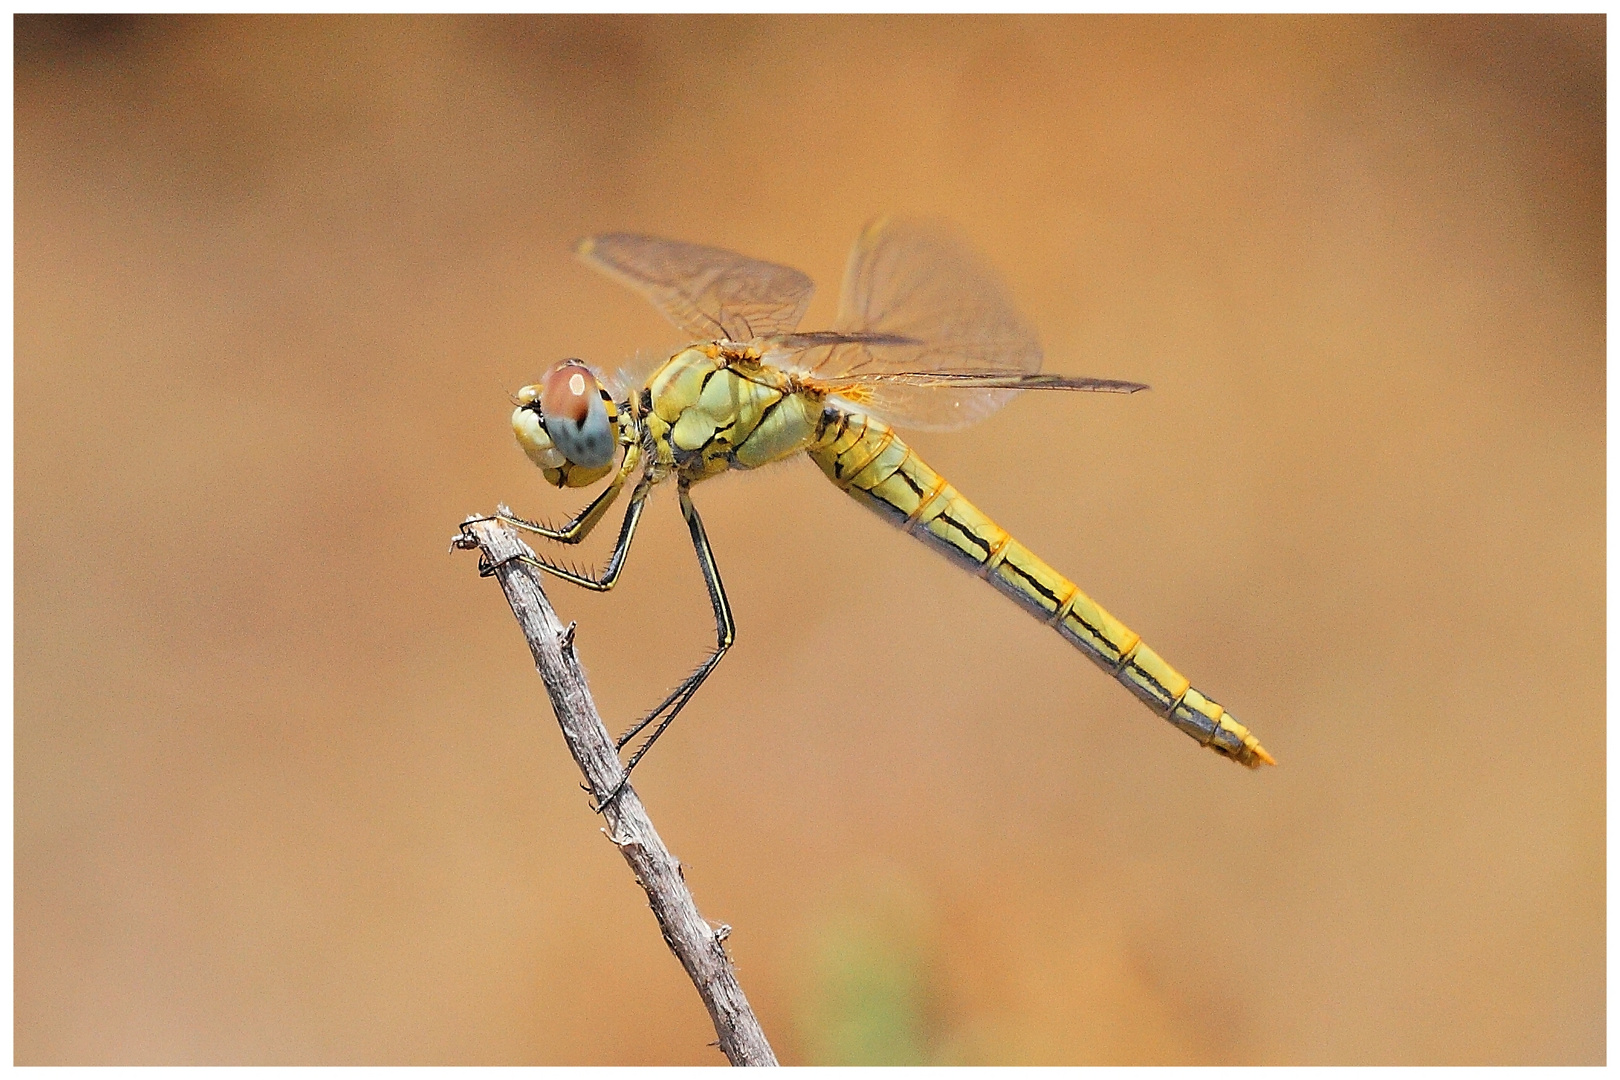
560,621,577,650
714,923,732,943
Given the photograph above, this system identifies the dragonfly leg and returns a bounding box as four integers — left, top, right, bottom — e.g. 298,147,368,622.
593,484,734,812
492,474,653,592
469,443,644,546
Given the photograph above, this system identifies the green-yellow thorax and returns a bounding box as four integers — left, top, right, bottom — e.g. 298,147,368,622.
641,344,824,481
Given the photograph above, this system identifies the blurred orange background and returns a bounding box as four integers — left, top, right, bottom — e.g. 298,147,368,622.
15,14,1604,1065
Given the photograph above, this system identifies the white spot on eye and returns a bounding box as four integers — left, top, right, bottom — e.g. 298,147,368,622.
569,372,586,396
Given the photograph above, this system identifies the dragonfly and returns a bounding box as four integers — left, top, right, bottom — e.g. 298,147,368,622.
467,218,1273,805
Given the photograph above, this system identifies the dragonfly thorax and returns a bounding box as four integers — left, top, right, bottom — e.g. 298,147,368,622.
641,345,825,482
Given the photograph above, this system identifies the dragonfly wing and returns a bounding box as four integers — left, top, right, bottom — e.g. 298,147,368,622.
765,218,1044,431
577,233,815,343
813,370,1149,394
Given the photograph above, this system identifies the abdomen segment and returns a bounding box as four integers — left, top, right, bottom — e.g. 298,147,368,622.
808,409,1274,768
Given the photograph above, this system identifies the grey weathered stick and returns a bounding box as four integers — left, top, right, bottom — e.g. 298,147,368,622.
455,512,777,1067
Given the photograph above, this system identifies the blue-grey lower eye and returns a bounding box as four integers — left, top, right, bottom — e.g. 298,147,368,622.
545,398,615,468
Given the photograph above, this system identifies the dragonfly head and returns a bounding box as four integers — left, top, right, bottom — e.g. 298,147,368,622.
512,360,619,488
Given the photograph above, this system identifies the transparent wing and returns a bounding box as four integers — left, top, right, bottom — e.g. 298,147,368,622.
577,233,815,343
807,368,1147,395
763,218,1046,431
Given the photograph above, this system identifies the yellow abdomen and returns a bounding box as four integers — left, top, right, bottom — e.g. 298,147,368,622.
807,407,1274,768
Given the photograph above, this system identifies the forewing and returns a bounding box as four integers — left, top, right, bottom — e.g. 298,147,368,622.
813,370,1148,395
577,233,815,343
765,218,1044,430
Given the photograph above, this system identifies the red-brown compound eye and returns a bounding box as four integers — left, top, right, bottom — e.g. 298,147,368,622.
541,361,595,423
540,361,615,468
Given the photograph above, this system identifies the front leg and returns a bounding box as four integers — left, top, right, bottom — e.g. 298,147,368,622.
489,441,645,546
497,473,654,592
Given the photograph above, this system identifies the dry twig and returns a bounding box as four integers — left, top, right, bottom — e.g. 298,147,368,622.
454,512,777,1067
